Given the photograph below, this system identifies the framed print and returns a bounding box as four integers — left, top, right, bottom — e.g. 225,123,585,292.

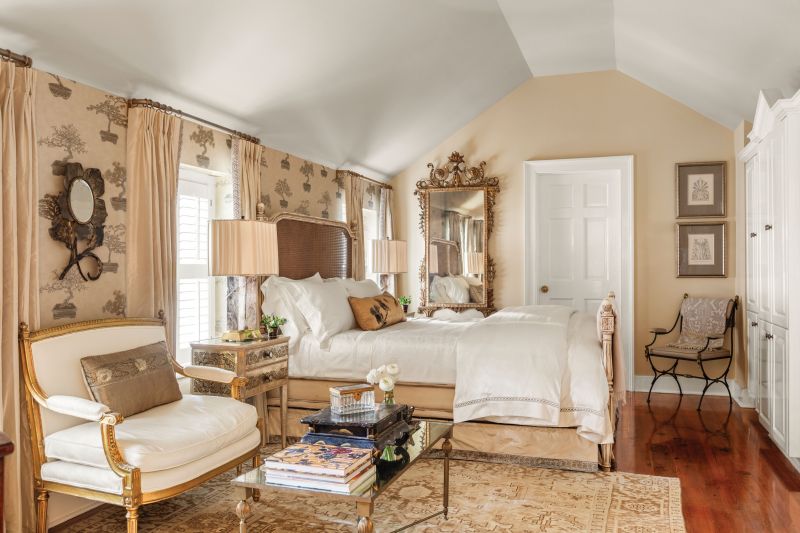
676,161,726,217
676,222,726,277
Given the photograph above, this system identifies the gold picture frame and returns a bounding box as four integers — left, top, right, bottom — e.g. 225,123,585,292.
676,221,726,277
676,161,726,218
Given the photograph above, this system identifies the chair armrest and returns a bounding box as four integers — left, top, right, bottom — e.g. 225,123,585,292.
45,395,122,425
181,365,237,384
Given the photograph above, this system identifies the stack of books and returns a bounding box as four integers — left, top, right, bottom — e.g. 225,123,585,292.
262,443,376,494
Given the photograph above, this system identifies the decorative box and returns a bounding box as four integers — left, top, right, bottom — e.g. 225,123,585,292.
300,404,414,440
329,384,375,415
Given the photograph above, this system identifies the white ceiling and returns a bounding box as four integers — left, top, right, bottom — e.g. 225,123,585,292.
2,0,799,179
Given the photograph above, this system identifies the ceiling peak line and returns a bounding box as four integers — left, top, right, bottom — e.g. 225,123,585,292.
127,98,260,145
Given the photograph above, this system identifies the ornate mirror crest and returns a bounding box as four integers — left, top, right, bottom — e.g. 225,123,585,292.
415,151,499,316
40,162,107,281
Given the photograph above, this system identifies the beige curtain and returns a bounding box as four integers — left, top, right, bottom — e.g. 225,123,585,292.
126,107,183,354
232,137,264,329
0,60,38,532
345,171,367,280
377,187,396,293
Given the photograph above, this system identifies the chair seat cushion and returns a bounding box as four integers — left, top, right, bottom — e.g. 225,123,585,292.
649,345,731,360
44,394,257,473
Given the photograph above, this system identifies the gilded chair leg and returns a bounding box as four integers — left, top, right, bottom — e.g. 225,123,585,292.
126,506,139,533
36,489,49,533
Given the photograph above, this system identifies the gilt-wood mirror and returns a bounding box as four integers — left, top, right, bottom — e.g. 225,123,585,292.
415,151,499,316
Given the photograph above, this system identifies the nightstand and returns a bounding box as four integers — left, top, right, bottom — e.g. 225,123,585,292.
190,336,289,448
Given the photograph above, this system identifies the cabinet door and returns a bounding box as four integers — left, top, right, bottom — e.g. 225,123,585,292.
757,321,771,427
758,139,773,321
745,155,761,314
770,120,789,328
746,311,760,401
770,324,788,451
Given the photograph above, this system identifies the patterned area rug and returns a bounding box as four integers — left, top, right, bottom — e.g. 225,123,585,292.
57,457,685,532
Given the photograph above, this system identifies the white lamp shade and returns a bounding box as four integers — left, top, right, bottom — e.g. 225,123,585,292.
210,219,279,276
428,244,439,275
372,239,407,274
467,252,484,274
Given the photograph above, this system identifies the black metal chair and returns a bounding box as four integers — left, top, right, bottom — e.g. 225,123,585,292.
645,293,738,410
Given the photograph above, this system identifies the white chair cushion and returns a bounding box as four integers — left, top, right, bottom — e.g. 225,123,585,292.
41,428,261,495
44,395,257,473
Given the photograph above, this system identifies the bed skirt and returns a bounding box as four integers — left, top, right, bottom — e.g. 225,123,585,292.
266,377,605,472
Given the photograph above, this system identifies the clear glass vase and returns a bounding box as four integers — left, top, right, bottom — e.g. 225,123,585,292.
383,389,395,405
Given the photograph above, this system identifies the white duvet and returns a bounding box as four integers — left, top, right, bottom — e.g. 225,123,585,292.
452,306,612,444
290,305,612,444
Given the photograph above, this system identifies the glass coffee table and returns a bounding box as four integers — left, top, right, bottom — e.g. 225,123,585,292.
231,419,453,533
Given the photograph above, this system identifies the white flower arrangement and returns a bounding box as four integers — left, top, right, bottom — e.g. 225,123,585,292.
366,363,400,392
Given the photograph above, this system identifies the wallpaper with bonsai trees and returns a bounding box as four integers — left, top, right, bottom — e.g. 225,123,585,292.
36,73,128,327
34,70,345,328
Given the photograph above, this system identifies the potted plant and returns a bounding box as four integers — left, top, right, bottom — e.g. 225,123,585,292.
261,314,287,339
398,296,411,313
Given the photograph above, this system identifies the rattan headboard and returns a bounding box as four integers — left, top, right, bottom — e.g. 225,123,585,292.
269,213,354,279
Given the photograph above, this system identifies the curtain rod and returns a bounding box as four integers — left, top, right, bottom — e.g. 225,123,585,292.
337,169,393,190
0,48,33,67
127,98,260,144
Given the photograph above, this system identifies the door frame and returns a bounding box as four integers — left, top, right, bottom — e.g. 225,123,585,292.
524,156,634,391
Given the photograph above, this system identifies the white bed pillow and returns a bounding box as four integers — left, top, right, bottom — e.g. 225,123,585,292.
261,273,322,350
295,280,356,348
330,278,382,298
430,275,470,304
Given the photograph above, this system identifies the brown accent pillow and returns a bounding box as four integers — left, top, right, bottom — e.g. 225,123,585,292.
80,341,182,417
348,292,406,331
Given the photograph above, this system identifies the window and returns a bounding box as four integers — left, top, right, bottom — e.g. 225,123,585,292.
362,207,379,285
176,167,231,363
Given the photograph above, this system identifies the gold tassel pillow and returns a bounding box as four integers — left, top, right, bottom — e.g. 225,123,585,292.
348,292,406,331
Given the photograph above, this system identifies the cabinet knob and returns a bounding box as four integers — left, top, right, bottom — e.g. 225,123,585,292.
750,232,757,238
765,333,774,340
764,224,773,231
751,321,758,327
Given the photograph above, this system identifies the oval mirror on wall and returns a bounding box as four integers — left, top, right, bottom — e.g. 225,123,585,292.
68,178,95,223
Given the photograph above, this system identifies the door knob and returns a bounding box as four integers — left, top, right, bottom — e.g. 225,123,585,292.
540,285,549,294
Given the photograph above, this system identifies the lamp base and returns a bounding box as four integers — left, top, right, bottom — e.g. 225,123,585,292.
221,329,260,342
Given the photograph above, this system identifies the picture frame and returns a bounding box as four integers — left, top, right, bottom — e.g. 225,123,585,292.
676,161,726,218
676,222,726,277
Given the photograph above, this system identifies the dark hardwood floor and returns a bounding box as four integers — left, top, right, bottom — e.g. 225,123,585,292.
617,391,800,532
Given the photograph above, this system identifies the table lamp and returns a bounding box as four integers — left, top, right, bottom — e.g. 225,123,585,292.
210,219,279,341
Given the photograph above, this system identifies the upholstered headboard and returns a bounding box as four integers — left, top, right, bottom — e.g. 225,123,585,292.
270,213,354,280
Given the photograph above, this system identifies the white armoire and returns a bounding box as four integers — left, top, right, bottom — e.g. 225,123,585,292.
739,88,800,461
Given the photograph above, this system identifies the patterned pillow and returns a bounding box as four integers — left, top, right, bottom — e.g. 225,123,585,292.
80,341,182,417
348,293,406,331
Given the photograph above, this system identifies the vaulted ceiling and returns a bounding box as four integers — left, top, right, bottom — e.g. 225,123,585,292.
2,1,799,179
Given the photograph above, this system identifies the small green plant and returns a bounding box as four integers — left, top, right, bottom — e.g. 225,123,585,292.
398,296,411,306
261,314,287,329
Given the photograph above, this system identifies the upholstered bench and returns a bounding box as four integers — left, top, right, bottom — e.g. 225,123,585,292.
19,316,263,533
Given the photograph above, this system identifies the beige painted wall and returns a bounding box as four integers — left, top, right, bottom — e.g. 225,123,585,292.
393,70,736,378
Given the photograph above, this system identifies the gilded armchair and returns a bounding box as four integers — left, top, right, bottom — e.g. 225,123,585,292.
19,316,263,533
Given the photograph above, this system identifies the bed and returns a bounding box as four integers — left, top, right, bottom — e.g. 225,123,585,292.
257,211,621,472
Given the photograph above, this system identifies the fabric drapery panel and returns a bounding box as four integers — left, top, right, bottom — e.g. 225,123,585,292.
377,187,396,293
442,211,466,275
126,107,183,354
231,137,264,329
0,60,38,532
345,171,367,280
469,220,484,253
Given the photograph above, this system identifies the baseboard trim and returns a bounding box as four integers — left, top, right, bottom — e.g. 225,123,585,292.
633,375,755,408
49,501,103,530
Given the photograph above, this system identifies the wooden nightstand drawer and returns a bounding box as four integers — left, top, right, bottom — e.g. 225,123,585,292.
247,343,288,369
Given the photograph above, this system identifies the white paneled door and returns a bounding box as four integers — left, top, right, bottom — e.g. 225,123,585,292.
534,171,621,315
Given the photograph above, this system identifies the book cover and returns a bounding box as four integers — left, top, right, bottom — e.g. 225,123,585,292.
263,443,373,477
